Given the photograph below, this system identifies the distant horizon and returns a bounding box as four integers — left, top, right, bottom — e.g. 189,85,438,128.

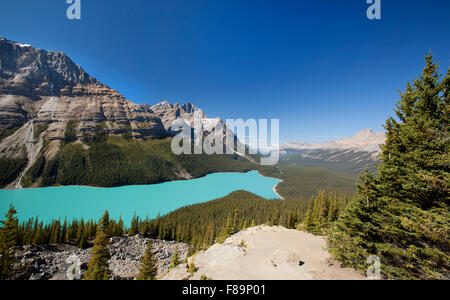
1,0,449,143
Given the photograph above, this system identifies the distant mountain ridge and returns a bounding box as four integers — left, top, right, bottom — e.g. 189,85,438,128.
282,129,385,154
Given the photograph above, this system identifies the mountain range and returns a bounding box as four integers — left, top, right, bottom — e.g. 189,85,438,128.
279,129,385,173
0,37,383,189
0,37,253,189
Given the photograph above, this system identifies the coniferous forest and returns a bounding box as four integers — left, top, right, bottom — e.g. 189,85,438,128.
0,190,350,279
0,56,448,280
1,190,351,250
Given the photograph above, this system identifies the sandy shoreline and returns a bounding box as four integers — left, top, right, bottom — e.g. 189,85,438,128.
256,170,284,200
272,180,284,200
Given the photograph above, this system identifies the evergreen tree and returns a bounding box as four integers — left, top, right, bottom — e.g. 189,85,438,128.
0,205,19,280
78,229,89,249
216,216,234,244
170,246,180,269
303,200,316,233
329,54,450,280
49,220,61,244
117,217,124,236
129,213,139,236
61,219,68,243
188,261,198,275
84,211,111,280
242,220,248,229
136,241,157,280
75,219,84,244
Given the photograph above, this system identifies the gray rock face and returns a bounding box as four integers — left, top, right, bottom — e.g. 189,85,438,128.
0,37,238,158
0,37,170,140
14,235,188,280
0,37,98,99
149,101,206,131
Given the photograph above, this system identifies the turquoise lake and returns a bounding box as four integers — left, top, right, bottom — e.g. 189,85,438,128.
0,171,281,225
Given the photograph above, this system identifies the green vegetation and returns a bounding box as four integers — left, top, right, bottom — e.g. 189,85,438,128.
26,155,45,184
136,241,157,280
38,139,176,187
34,123,48,139
0,127,20,142
216,216,235,244
328,54,449,280
280,149,378,174
11,190,351,252
141,191,313,249
0,205,19,280
188,261,198,275
0,157,27,188
175,152,255,178
26,137,256,188
170,246,181,269
63,120,77,144
260,165,357,199
84,211,111,280
17,215,124,247
298,191,351,235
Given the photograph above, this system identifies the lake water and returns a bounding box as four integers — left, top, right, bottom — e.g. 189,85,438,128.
0,171,281,225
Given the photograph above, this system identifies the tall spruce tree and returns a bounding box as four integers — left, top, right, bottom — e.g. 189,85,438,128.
328,54,449,280
129,213,139,236
0,205,19,280
216,216,234,244
84,211,111,280
170,246,180,269
136,241,157,280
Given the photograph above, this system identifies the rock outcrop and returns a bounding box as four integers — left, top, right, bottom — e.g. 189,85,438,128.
14,235,188,280
162,226,366,280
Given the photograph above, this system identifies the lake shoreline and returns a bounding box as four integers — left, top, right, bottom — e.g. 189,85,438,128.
4,169,259,191
6,170,285,200
0,171,282,225
256,170,284,200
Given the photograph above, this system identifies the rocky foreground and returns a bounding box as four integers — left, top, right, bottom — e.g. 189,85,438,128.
12,226,367,280
14,235,188,280
163,226,366,280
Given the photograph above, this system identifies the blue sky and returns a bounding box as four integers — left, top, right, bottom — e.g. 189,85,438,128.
1,0,449,143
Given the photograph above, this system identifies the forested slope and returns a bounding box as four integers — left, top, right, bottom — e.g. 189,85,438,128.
22,136,256,188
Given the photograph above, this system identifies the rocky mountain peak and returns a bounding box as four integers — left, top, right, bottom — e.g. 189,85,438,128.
0,37,236,163
353,128,375,138
0,37,99,99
